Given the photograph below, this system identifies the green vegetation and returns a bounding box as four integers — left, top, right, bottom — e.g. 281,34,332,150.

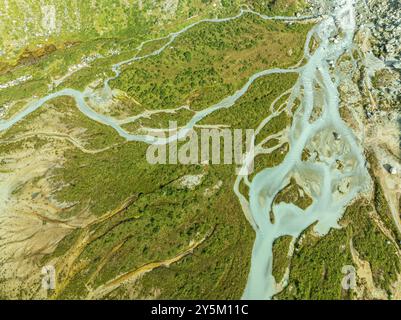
0,1,306,63
276,199,400,300
272,236,292,282
36,102,255,299
137,38,171,57
274,177,312,210
276,222,353,300
111,15,309,114
373,180,401,244
32,72,298,299
200,73,297,129
3,0,397,302
0,3,309,120
122,107,196,134
252,144,289,180
248,0,306,15
0,38,116,106
366,151,401,244
350,204,400,293
1,96,125,150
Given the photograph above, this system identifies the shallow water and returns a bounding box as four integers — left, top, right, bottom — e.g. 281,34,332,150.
241,0,370,299
0,10,312,145
0,2,368,300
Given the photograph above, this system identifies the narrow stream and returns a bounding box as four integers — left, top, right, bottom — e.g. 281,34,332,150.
0,1,369,300
241,0,370,299
0,9,317,145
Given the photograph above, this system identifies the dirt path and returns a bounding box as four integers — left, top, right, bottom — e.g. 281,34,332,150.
349,239,387,299
87,230,213,299
1,131,123,154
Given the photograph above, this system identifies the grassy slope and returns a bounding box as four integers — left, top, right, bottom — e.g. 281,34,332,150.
0,0,303,63
37,72,299,299
111,14,308,114
275,199,400,300
0,0,306,111
0,0,311,299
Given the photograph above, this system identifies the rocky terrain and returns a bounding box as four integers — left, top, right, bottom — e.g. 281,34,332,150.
359,0,401,107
